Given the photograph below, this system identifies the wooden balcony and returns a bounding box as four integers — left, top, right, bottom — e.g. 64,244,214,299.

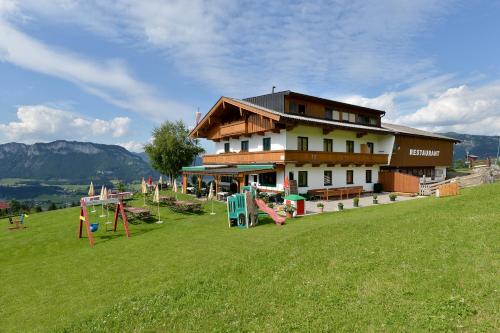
219,120,246,137
203,150,388,166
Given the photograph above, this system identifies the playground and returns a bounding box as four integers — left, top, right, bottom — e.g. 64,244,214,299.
0,183,499,332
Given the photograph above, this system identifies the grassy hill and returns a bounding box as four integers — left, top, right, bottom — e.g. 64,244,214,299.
1,184,498,332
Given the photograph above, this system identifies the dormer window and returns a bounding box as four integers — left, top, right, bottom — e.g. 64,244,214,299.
289,102,306,115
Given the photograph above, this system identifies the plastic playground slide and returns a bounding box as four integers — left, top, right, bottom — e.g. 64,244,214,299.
254,198,286,225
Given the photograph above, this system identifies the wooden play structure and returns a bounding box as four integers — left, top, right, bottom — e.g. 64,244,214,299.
227,186,285,228
7,213,28,230
78,192,133,247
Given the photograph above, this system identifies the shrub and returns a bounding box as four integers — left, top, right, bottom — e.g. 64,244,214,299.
283,204,295,213
337,202,344,210
353,197,359,204
372,194,378,199
267,202,274,209
316,202,324,208
389,193,397,201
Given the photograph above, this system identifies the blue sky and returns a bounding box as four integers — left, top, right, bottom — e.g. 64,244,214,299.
0,0,499,152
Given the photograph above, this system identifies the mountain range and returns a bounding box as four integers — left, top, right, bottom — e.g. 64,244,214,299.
440,132,500,160
0,141,157,181
0,133,497,182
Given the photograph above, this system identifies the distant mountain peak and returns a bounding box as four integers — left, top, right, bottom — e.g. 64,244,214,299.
0,141,157,181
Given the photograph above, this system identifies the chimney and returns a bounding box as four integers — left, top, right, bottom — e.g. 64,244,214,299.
272,86,276,94
195,110,202,125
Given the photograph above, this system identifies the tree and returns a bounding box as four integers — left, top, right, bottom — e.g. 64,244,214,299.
145,120,204,183
47,202,57,211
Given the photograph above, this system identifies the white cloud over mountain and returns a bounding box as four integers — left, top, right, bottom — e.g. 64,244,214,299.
339,79,500,135
0,105,131,143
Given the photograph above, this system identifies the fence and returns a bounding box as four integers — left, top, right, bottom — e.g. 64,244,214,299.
378,171,420,193
436,182,459,197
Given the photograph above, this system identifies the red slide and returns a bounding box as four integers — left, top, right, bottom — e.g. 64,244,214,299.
254,199,286,225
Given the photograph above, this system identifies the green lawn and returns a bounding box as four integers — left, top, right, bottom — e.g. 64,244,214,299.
1,184,499,332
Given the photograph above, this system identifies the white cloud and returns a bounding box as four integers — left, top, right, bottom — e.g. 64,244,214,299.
9,0,456,95
337,78,500,135
118,140,144,153
0,14,192,121
398,84,500,134
0,105,131,143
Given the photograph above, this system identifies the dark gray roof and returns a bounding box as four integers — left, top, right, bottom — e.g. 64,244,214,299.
382,123,459,141
243,90,386,115
232,98,393,134
243,91,289,113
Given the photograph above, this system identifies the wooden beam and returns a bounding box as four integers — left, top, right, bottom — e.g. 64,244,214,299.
311,163,321,167
271,128,281,133
222,100,226,109
323,127,335,135
256,131,265,136
239,107,243,116
326,163,336,167
356,132,367,138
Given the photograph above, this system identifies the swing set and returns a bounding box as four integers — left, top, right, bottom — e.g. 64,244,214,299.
78,192,133,247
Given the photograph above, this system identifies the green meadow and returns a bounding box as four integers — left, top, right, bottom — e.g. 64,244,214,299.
1,183,498,332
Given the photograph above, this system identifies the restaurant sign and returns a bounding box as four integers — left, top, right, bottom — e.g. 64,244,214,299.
409,149,440,157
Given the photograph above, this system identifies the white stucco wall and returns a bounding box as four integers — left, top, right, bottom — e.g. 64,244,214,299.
214,130,286,154
285,164,380,192
286,125,393,156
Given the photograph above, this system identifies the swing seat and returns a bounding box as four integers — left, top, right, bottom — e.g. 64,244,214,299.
90,223,99,232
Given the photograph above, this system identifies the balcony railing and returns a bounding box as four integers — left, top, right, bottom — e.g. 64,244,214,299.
202,150,388,165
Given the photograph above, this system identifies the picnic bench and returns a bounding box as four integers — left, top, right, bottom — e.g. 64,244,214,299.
308,186,364,200
124,206,151,219
159,195,176,204
172,201,203,213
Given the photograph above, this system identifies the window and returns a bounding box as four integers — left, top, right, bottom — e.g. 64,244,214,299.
349,113,356,122
224,142,230,153
367,142,374,154
288,171,294,181
346,140,354,153
342,112,350,121
241,140,249,152
333,110,340,120
323,138,333,152
358,115,370,125
324,170,332,186
366,170,372,183
346,170,354,184
297,137,308,151
325,108,333,120
263,137,271,151
258,172,277,187
369,117,377,125
289,101,306,114
298,171,308,187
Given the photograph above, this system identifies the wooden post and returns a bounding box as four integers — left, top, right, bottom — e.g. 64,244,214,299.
215,175,220,198
182,174,188,194
198,175,203,190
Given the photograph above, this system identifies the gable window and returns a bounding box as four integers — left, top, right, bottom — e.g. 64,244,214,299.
346,140,354,153
367,142,374,154
358,115,370,125
369,117,378,125
346,170,354,185
324,170,332,186
325,108,333,120
349,113,356,122
263,137,271,151
342,112,350,121
297,137,308,151
224,142,230,153
298,171,308,187
289,102,306,115
298,104,306,115
333,110,340,120
366,170,372,183
323,138,333,152
241,140,249,152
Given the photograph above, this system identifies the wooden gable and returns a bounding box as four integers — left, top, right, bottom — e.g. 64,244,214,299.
190,97,281,140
